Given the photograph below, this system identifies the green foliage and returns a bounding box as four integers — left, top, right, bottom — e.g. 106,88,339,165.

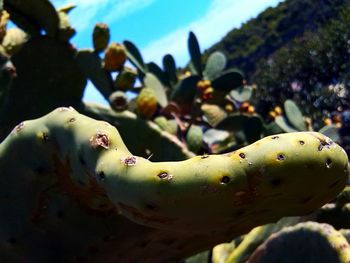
206,0,350,76
252,6,350,124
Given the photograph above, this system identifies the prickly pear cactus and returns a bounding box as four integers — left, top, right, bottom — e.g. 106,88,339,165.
103,42,126,71
114,66,137,90
109,91,128,112
92,23,110,52
136,87,158,118
247,222,350,263
0,107,348,262
2,27,28,55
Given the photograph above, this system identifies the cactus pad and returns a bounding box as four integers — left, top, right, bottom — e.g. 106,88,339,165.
0,108,348,262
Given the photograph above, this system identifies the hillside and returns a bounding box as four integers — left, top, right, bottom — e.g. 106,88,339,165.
204,0,350,123
205,0,350,78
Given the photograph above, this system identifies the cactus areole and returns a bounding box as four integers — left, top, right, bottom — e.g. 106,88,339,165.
0,107,348,262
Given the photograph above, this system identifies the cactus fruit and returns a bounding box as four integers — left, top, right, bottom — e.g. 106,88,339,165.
0,108,348,262
92,23,110,52
274,106,282,115
247,105,255,114
240,102,250,112
57,11,76,42
103,42,126,71
324,118,333,126
0,10,9,44
268,111,277,120
114,66,137,90
109,91,128,111
2,28,28,55
197,79,214,100
136,87,158,118
247,222,350,263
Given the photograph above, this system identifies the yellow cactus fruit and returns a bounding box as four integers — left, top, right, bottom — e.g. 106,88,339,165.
274,106,282,115
0,10,9,44
196,80,206,90
202,86,214,100
2,28,28,56
103,42,126,71
203,79,211,87
179,70,192,80
268,111,277,120
225,103,234,113
240,102,250,112
196,79,211,91
333,114,341,124
305,117,313,131
136,88,158,118
247,105,255,114
323,118,332,126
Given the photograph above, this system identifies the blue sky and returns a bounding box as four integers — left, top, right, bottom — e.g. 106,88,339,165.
51,0,284,105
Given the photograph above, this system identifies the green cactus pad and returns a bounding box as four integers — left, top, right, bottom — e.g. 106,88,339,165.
123,40,146,74
163,54,178,86
211,69,244,92
4,0,59,37
204,51,227,81
230,85,253,102
225,217,299,263
247,222,350,263
143,72,168,107
92,23,110,52
147,62,169,87
76,49,114,100
216,113,264,143
275,115,299,133
201,103,227,127
0,108,348,262
319,124,340,142
284,99,307,131
188,31,202,77
0,37,86,139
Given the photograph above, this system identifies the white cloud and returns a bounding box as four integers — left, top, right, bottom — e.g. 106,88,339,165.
103,0,156,24
141,0,283,67
52,0,156,31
